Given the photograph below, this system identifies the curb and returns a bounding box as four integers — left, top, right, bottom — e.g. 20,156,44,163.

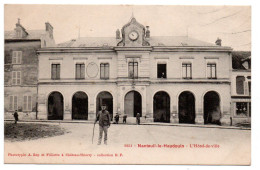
4,119,251,130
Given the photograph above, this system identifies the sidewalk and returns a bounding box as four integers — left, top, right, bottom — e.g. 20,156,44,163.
4,119,251,130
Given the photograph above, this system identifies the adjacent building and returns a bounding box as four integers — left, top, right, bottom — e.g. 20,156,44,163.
4,19,55,119
37,17,234,125
231,51,251,125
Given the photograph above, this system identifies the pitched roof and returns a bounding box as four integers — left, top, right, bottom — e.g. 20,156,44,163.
232,51,251,70
4,29,46,40
57,36,217,47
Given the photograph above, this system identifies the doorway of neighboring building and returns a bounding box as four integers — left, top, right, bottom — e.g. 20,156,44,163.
124,91,142,117
178,91,195,124
204,91,221,125
96,91,113,120
48,92,64,120
153,91,170,123
72,91,88,120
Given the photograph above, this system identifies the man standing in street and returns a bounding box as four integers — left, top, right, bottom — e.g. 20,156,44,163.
95,104,111,145
13,110,19,124
136,112,141,125
123,114,127,124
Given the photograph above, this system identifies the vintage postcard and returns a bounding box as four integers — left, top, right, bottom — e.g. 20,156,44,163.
4,4,251,165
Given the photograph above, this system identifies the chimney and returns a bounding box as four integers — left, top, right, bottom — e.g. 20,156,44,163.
215,37,222,46
45,22,53,39
116,29,121,39
145,26,150,38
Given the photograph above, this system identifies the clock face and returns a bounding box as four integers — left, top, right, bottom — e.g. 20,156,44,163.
128,31,139,41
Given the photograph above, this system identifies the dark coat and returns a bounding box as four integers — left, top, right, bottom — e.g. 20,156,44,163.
96,110,111,127
13,112,18,121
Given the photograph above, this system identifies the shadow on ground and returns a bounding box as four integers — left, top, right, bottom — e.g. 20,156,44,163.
4,122,69,142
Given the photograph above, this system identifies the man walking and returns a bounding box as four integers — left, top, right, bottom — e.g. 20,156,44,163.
95,104,111,145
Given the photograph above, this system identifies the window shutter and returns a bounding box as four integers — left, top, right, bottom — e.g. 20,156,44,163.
9,96,13,110
187,65,191,78
81,64,85,78
57,64,60,79
76,64,80,78
100,64,104,78
134,63,138,78
14,96,18,110
51,64,56,79
17,72,21,85
212,65,216,78
12,51,16,64
17,52,22,64
105,64,109,78
12,72,17,85
23,96,27,111
28,96,32,111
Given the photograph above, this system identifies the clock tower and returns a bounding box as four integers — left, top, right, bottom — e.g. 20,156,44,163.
117,17,150,47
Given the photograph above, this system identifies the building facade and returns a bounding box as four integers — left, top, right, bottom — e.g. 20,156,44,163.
4,19,55,120
37,17,234,125
231,51,251,125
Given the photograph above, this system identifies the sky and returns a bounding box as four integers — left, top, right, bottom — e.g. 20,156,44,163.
4,5,251,51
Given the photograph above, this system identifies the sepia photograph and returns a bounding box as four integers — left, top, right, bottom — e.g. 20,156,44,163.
3,4,251,165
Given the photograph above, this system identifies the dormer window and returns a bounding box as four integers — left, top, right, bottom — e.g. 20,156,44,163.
16,30,22,38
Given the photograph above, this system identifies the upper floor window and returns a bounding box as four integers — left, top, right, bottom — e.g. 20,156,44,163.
9,95,18,111
75,63,85,79
100,63,109,79
12,51,22,64
182,63,192,79
157,64,167,78
236,76,245,95
23,95,32,111
12,71,21,85
207,63,216,79
129,62,138,79
51,64,60,80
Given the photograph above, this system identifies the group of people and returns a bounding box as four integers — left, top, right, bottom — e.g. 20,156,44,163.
114,112,141,125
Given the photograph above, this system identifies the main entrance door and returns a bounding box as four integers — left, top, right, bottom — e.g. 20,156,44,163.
204,91,221,125
96,91,113,120
178,91,195,124
124,91,142,117
72,91,88,120
48,92,64,120
153,91,170,123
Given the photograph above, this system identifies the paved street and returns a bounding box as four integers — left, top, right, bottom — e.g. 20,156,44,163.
5,122,251,165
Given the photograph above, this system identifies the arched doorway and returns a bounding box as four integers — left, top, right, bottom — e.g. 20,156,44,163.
204,91,221,125
72,92,88,120
178,91,195,124
153,91,170,123
48,92,64,120
124,91,142,117
96,91,113,120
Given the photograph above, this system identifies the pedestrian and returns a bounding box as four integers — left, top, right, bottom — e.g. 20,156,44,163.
123,114,127,124
136,112,140,125
95,104,111,145
13,110,19,124
114,113,119,124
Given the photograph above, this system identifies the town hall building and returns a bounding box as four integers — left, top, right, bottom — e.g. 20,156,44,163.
37,17,233,125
